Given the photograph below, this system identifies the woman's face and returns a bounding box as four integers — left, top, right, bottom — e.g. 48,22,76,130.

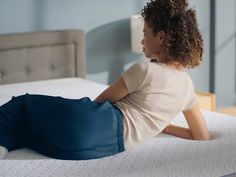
141,21,164,59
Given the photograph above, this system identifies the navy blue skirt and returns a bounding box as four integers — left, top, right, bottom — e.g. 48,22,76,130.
0,94,124,160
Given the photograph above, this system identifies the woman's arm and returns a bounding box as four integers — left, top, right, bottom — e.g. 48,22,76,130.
94,76,129,104
163,103,210,140
162,124,193,140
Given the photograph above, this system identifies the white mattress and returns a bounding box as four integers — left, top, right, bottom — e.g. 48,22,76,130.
0,77,236,177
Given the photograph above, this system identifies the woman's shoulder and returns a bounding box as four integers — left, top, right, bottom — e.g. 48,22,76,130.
128,59,189,79
134,59,164,71
125,59,149,74
134,59,149,68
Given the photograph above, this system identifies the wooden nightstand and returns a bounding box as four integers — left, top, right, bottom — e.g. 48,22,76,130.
196,91,216,112
217,106,236,116
195,91,236,116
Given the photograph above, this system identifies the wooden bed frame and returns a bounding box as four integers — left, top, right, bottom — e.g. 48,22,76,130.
196,91,216,111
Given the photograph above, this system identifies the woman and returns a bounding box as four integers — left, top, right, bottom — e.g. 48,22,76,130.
0,0,210,160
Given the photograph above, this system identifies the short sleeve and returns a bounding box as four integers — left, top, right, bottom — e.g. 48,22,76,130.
183,77,199,111
183,92,199,111
121,61,147,93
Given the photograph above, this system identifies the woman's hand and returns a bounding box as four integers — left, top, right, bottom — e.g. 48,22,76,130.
162,125,169,134
162,124,194,140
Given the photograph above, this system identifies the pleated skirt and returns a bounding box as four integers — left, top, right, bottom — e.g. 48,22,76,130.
0,94,124,160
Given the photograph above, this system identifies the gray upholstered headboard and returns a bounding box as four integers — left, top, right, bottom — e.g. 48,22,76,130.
0,29,86,84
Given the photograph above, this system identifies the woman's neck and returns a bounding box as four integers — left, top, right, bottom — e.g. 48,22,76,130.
166,61,184,71
151,55,184,71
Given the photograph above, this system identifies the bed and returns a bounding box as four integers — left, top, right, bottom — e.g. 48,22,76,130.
0,30,236,177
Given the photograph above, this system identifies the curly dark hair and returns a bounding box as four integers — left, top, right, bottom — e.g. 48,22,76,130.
141,0,203,69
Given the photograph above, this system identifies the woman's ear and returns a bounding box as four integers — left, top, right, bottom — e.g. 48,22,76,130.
158,31,166,44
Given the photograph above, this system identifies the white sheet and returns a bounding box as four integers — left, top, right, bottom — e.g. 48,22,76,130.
0,78,236,177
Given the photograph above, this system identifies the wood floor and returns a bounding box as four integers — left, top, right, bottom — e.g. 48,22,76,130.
216,105,236,116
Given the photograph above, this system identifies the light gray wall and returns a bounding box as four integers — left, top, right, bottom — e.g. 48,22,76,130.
0,0,143,84
0,0,138,33
0,0,211,93
188,0,210,92
215,0,236,108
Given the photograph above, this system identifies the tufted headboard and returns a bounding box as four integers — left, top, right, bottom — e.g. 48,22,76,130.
0,29,86,85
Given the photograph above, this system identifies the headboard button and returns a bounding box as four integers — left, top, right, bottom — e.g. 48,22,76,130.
23,68,29,75
48,65,55,72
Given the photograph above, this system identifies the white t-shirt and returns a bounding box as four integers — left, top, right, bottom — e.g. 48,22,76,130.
114,59,198,150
